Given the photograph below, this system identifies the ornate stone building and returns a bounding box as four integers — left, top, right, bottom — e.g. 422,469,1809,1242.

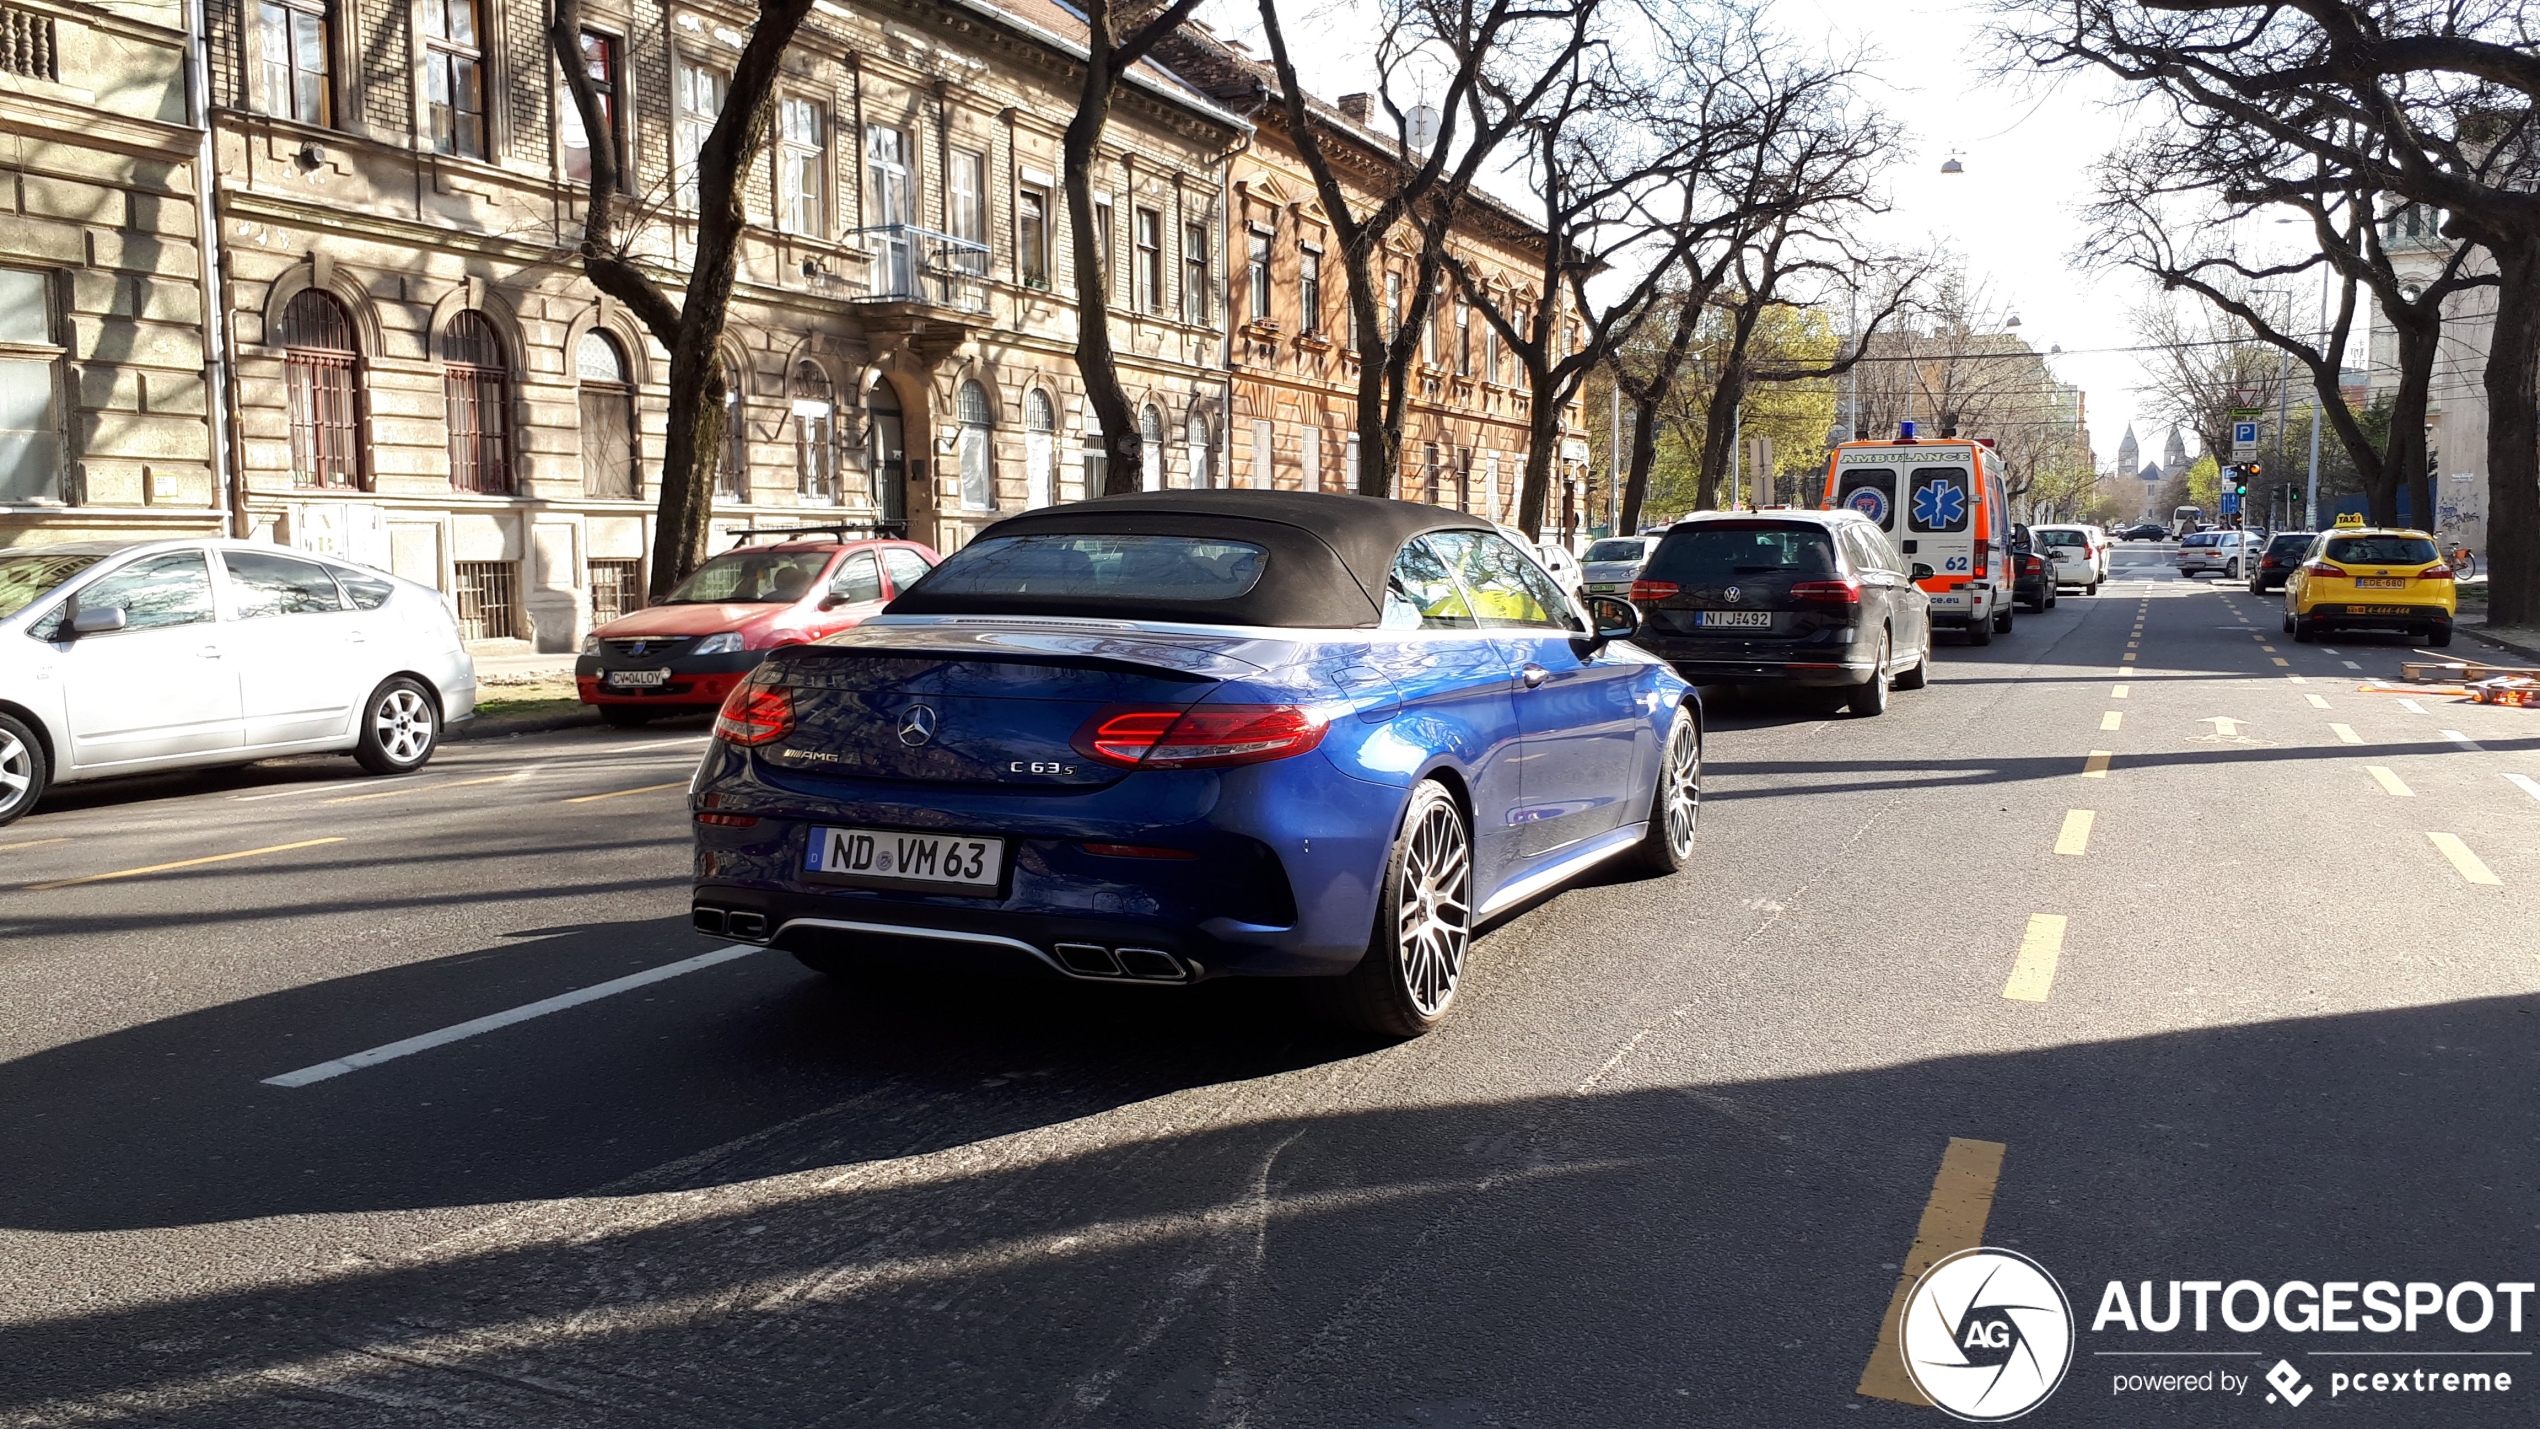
1152,23,1585,531
0,0,221,546
198,0,1240,648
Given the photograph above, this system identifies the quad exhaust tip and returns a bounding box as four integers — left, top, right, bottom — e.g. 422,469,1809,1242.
693,905,768,941
1055,942,1189,983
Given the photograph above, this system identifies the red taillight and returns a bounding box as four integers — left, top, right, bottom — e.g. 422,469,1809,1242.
1629,579,1680,601
1072,704,1330,769
2420,564,2454,581
694,812,760,827
1790,579,1862,605
714,678,794,746
1973,543,1989,578
2304,562,2349,579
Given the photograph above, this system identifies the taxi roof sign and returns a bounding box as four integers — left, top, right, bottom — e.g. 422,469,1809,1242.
2335,512,2366,527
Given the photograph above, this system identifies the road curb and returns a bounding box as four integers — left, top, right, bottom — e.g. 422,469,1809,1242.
448,705,603,742
2460,622,2540,667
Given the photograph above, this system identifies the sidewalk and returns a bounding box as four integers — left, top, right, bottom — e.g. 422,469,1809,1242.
452,642,595,742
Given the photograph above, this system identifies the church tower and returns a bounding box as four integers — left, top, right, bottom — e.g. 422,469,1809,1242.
2116,425,2139,477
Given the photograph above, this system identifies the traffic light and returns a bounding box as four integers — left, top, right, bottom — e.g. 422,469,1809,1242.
2229,464,2258,496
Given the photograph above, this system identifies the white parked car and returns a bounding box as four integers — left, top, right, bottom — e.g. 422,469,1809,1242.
2028,524,2109,593
1578,535,1661,598
2174,529,2257,580
0,539,477,825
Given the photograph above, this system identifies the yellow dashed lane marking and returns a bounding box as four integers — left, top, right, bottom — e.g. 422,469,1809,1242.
0,837,68,853
563,781,690,804
2081,751,2112,778
26,837,347,892
2367,766,2414,797
323,772,525,805
1858,1137,2008,1405
2331,723,2362,745
2428,833,2501,885
2270,657,2291,667
2054,810,2094,857
2002,914,2066,1001
2100,711,2122,731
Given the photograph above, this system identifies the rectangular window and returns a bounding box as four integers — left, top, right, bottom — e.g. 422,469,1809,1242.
1384,271,1402,341
560,31,616,184
589,558,644,624
1018,188,1048,287
1134,207,1161,313
452,560,519,641
1183,220,1209,324
421,0,483,157
1299,247,1321,335
673,61,727,208
865,125,911,225
1247,226,1272,324
0,268,63,503
254,0,330,125
777,97,825,235
1092,196,1114,298
950,148,985,245
1251,418,1273,490
1456,301,1472,375
1483,319,1498,384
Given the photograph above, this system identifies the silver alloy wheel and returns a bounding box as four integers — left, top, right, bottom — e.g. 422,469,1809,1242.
1658,714,1699,860
1396,797,1472,1018
0,729,29,816
373,687,435,765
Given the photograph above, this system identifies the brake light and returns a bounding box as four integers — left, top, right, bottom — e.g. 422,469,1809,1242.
714,678,794,746
2304,562,2349,579
1629,579,1681,601
1972,542,1988,579
1791,579,1861,606
2420,564,2454,581
694,812,760,827
1072,704,1330,769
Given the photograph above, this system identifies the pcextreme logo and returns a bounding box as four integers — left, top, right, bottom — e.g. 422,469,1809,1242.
1901,1247,2077,1421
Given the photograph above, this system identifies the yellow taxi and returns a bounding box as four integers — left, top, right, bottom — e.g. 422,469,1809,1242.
2283,514,2456,646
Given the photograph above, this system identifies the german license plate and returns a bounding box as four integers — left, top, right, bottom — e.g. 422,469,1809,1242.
2357,577,2406,589
1697,610,1772,628
807,825,1005,894
1587,582,1622,593
606,668,671,688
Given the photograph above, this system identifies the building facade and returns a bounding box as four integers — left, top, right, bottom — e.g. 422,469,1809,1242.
0,0,222,547
1153,25,1586,534
196,0,1240,649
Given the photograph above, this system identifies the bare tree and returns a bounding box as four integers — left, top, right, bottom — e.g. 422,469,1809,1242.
1061,0,1213,493
1997,0,2540,621
1851,267,2089,507
551,0,815,598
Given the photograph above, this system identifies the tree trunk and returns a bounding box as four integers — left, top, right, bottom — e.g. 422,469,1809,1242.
1061,47,1141,495
649,351,727,602
1620,394,1663,535
2484,240,2540,627
1696,365,1747,510
1515,400,1562,539
2383,316,2440,530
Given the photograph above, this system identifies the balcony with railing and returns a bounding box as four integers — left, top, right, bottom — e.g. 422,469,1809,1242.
848,225,990,314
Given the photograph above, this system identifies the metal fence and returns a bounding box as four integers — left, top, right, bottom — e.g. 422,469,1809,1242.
589,558,643,626
848,225,989,312
452,560,520,642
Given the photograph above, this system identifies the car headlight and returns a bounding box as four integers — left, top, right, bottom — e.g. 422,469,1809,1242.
579,635,600,656
692,631,745,655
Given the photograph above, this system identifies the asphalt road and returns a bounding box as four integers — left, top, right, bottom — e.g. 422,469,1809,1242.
6,540,2539,1426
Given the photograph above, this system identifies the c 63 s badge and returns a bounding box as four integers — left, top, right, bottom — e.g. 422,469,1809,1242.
1010,761,1077,776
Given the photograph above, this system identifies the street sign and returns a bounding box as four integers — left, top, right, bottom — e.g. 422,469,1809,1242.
2231,420,2260,458
2220,491,2242,516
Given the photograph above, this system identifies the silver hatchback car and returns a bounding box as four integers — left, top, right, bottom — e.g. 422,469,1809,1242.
2174,529,2256,580
1578,535,1661,599
0,539,477,825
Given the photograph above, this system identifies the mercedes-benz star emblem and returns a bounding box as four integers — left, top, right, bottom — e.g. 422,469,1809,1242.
1725,586,1742,602
897,705,938,747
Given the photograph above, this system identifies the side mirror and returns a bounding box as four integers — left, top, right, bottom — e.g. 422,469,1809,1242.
1911,563,1936,581
1580,593,1640,650
817,592,846,610
69,605,127,636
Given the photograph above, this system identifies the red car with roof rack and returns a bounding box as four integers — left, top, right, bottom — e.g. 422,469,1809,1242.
575,525,939,726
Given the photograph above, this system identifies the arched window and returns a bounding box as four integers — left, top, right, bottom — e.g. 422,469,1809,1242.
279,289,362,489
716,362,748,503
956,378,994,511
1024,388,1056,508
1139,404,1164,491
792,359,837,503
576,330,636,498
440,311,509,494
866,378,904,521
1186,413,1213,490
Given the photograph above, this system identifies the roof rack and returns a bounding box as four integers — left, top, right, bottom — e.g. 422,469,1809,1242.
724,521,909,547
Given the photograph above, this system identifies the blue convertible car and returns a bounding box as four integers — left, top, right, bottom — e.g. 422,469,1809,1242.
688,491,1699,1035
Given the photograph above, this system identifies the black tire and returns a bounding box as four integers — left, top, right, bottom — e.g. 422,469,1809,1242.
1893,628,1931,690
2086,581,2100,596
1850,631,1893,716
1993,601,2015,635
2227,560,2241,580
0,712,48,828
2292,617,2317,644
2429,624,2454,648
354,676,440,774
1965,616,1993,647
601,707,655,728
2046,586,2059,609
1333,780,1472,1038
2282,612,2296,634
1623,703,1700,875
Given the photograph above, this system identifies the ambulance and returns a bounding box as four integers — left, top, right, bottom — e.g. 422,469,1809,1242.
1819,423,2017,644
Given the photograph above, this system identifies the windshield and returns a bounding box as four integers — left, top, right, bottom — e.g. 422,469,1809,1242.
662,549,834,604
0,550,105,621
918,534,1267,601
2325,535,2440,566
1644,523,1837,583
1583,539,1649,563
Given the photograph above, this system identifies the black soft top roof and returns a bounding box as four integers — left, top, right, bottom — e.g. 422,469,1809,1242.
886,490,1496,628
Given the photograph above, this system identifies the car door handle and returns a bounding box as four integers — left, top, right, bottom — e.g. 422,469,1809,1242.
1521,664,1548,688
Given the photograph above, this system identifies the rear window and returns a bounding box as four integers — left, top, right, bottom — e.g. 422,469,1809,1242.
2036,529,2088,548
1583,539,1649,563
919,534,1267,601
0,550,102,621
2326,535,2439,565
1645,523,1839,583
2267,534,2314,555
2183,533,2219,548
